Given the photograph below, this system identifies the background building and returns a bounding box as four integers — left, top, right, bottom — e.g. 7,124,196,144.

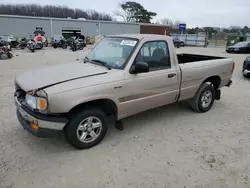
0,15,169,39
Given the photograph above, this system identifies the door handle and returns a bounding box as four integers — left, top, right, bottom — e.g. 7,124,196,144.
168,73,176,78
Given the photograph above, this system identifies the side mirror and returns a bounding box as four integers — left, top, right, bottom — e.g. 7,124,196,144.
130,62,149,74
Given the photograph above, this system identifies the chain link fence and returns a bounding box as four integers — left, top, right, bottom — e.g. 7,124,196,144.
208,33,227,48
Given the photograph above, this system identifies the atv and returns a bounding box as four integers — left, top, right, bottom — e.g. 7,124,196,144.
0,45,13,60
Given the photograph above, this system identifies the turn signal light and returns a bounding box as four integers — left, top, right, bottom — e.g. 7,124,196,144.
38,98,47,111
30,123,39,131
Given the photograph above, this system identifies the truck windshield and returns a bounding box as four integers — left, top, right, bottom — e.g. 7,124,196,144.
87,37,138,69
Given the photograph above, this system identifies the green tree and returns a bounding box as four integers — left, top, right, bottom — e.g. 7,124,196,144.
241,26,250,34
115,1,157,23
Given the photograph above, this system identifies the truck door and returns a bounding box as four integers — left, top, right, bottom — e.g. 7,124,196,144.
122,40,180,116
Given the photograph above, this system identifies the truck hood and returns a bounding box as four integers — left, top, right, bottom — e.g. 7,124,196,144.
15,62,108,91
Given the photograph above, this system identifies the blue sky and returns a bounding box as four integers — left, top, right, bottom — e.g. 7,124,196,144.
1,0,250,28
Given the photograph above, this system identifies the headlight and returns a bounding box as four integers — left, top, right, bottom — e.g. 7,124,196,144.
25,93,48,111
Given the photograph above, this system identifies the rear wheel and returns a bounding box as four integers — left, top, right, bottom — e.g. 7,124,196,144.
7,52,13,59
62,43,67,49
65,108,108,149
190,83,215,113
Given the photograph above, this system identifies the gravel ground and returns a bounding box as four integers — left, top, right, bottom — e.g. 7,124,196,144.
0,46,250,188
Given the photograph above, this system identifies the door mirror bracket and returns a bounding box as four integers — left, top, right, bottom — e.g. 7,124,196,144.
130,62,149,74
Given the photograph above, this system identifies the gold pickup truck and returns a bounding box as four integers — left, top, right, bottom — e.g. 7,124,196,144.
14,34,234,149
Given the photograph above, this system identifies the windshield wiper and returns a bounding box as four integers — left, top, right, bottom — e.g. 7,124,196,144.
91,59,111,70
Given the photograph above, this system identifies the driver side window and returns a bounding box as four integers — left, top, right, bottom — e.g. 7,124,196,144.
135,41,171,71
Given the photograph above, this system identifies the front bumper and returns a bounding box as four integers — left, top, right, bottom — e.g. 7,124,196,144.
15,97,68,138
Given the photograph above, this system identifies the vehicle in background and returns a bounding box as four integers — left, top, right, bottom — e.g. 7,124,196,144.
0,35,19,48
226,34,250,47
33,27,48,47
53,39,68,49
67,36,77,46
14,34,234,149
51,35,64,46
242,56,250,78
27,39,37,52
172,37,185,48
0,45,13,60
51,35,68,49
0,40,11,51
70,39,86,52
226,41,250,53
19,37,28,49
173,37,185,47
67,34,86,47
70,39,86,51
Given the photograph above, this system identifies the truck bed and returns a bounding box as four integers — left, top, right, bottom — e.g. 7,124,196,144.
177,53,225,64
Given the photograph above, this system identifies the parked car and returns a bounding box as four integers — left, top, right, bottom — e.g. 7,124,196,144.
242,56,250,78
0,35,19,48
173,37,185,47
226,41,250,53
14,34,234,149
173,38,180,48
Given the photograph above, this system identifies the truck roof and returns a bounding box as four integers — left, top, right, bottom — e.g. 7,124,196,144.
106,34,171,40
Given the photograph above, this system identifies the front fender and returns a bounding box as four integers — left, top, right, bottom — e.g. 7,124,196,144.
48,93,120,114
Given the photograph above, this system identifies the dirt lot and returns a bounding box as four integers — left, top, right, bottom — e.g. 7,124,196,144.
0,46,250,188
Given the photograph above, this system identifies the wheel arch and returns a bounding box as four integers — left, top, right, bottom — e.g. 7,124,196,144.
67,98,118,120
202,75,221,90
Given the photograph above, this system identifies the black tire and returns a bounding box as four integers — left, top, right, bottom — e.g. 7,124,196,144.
190,83,215,113
65,108,108,149
53,45,58,49
62,44,67,49
243,74,248,78
7,52,13,59
243,73,250,78
0,53,8,60
31,49,35,52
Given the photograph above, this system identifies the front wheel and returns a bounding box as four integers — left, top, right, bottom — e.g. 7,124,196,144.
190,83,215,113
65,108,108,149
